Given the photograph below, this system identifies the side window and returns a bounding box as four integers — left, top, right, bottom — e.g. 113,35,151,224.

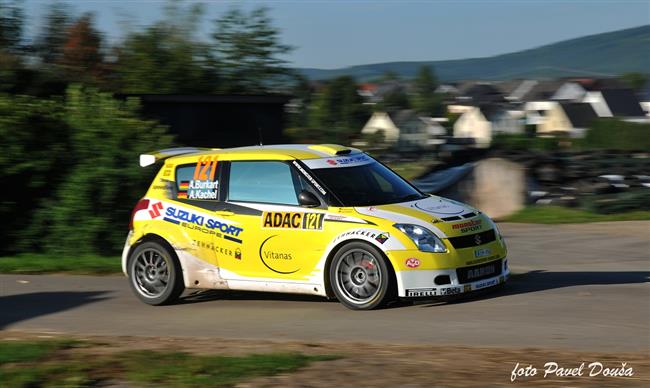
228,161,298,205
175,156,219,201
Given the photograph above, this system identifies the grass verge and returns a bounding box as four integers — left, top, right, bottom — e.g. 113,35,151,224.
0,339,339,387
504,206,650,224
0,254,121,275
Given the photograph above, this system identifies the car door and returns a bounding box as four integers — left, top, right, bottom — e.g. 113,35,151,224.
165,157,223,269
216,160,329,281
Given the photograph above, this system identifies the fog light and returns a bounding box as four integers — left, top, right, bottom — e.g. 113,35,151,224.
434,275,451,285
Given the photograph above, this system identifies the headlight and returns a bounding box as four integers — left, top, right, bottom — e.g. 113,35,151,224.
394,224,447,253
492,221,507,248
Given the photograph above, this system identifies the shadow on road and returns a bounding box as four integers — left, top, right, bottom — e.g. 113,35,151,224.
429,270,650,306
179,289,333,305
177,270,650,309
0,291,111,329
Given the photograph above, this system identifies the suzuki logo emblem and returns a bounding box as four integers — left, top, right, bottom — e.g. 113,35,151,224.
148,202,163,218
474,234,482,245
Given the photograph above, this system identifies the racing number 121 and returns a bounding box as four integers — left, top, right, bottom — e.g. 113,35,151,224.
194,156,218,181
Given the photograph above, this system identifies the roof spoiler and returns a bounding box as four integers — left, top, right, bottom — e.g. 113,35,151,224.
139,147,212,167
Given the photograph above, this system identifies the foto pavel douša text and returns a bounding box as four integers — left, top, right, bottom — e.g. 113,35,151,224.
511,362,634,382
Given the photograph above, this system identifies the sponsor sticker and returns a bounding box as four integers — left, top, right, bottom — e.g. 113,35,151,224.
186,179,218,200
405,258,420,268
292,161,327,195
406,288,437,297
474,278,498,289
192,239,239,259
150,202,244,243
375,233,389,244
452,219,483,233
326,154,370,166
466,263,497,280
474,248,491,258
259,235,300,274
334,229,382,242
262,212,324,230
303,154,373,169
439,287,461,296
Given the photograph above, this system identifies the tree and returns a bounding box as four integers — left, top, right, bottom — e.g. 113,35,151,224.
375,70,410,113
0,93,70,253
287,74,313,128
0,87,174,255
61,13,104,81
309,76,369,142
113,1,218,94
42,87,174,255
34,2,72,64
0,0,23,53
379,87,411,112
213,6,293,93
621,72,648,92
412,65,442,115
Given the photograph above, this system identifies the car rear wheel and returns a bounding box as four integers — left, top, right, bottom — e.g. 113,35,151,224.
330,242,393,310
127,241,184,305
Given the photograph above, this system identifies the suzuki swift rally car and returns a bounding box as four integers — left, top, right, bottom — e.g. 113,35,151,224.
124,144,508,310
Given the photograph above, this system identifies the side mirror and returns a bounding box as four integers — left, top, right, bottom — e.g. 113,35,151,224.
298,190,320,207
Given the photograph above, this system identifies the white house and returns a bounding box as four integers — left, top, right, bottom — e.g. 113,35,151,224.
453,107,492,148
583,89,646,119
361,111,447,148
360,111,400,143
537,102,598,138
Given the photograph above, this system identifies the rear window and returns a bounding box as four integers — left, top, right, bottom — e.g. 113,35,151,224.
175,156,219,200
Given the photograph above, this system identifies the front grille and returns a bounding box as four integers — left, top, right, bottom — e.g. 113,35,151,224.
447,229,496,249
457,259,502,284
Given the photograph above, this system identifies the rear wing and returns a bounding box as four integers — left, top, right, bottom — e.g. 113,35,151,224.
139,147,213,167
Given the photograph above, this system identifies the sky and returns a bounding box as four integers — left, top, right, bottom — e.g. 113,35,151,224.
22,0,650,69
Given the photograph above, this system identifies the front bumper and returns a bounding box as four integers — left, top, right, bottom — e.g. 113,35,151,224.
396,258,510,298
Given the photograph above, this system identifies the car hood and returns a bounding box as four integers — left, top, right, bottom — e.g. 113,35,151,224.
354,195,490,238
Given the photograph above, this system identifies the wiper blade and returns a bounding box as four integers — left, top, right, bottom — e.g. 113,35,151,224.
397,194,424,202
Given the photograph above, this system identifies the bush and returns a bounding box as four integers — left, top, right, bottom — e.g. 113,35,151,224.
0,86,173,255
491,133,559,151
0,94,70,253
578,119,650,150
582,189,650,214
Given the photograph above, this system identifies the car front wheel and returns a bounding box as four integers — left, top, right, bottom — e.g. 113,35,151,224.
329,242,393,310
127,241,184,305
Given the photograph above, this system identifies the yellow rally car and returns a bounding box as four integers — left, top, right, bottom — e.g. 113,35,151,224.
124,144,508,310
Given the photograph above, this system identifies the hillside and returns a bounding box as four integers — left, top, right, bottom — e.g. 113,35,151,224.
298,25,650,81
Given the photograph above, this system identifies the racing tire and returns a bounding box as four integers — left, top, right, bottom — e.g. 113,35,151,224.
329,242,394,310
127,241,184,306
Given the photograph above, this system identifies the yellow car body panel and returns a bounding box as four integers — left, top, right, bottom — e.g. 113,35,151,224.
124,145,509,299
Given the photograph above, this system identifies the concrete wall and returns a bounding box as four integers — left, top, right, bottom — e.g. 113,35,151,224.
435,158,526,220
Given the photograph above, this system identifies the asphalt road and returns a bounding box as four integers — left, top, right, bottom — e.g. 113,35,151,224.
1,222,649,352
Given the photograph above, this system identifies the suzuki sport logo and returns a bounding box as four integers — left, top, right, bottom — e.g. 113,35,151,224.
405,258,421,268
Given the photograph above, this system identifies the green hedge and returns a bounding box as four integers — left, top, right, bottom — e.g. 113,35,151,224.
0,86,173,256
577,119,650,150
582,189,650,214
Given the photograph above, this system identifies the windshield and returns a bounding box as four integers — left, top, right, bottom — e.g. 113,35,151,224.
311,161,426,206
